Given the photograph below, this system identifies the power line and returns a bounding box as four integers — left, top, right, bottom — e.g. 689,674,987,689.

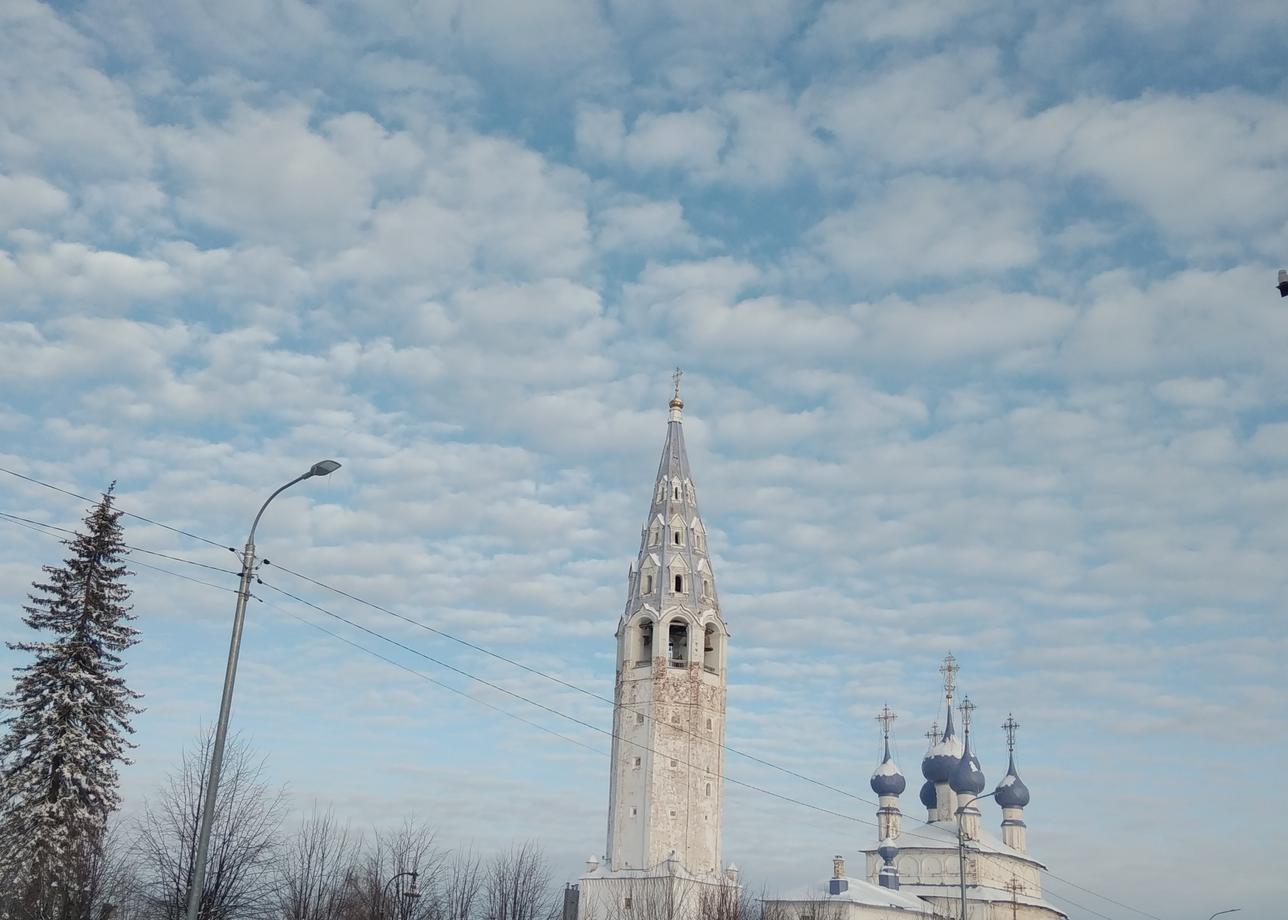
0,511,240,576
0,465,229,549
254,594,607,758
264,556,880,811
0,484,1167,919
257,577,892,838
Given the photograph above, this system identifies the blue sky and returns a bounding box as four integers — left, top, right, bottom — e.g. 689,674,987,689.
2,0,1286,916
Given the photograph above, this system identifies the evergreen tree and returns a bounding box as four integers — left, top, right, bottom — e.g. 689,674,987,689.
0,486,141,917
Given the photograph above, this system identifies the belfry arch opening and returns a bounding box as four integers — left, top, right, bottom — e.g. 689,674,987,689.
703,623,721,674
668,620,689,667
636,618,653,666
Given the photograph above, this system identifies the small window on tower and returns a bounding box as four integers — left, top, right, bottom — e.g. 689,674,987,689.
706,783,711,796
670,759,678,768
624,897,633,911
643,574,654,594
636,713,645,724
629,807,637,817
673,529,682,545
633,756,641,769
706,718,713,730
673,485,680,500
674,574,684,592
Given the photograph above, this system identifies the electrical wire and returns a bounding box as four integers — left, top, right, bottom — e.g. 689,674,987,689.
0,510,240,576
0,484,1169,919
264,556,880,811
0,465,229,549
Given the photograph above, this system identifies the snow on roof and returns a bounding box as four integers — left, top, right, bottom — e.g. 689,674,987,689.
895,882,1066,917
873,757,902,776
863,821,1047,868
766,877,930,913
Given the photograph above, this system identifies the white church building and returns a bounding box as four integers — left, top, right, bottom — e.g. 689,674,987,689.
572,388,1066,920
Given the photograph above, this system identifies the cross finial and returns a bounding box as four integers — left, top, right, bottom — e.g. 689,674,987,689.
876,704,897,741
672,367,683,398
925,721,940,747
939,652,959,701
958,695,976,734
1003,713,1020,753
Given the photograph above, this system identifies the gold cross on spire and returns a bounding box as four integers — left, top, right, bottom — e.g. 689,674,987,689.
672,367,683,399
958,695,976,733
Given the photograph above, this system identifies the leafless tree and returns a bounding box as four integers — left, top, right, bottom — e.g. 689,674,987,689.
132,731,287,920
483,842,555,920
336,820,446,920
277,805,358,920
439,846,484,920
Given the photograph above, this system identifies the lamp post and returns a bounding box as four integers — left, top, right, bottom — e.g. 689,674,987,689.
382,870,422,920
184,460,342,920
1206,911,1240,920
955,789,998,920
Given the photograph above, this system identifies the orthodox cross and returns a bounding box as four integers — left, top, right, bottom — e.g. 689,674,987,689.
939,652,959,701
926,721,940,747
876,704,897,741
1003,713,1020,753
958,695,976,734
672,367,683,399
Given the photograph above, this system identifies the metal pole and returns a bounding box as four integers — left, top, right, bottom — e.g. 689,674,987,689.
184,463,339,920
184,538,256,920
958,819,968,920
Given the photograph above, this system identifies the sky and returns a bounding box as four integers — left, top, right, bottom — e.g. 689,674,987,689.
1,0,1286,916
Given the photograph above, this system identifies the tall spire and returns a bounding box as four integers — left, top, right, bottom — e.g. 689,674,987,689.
603,385,728,880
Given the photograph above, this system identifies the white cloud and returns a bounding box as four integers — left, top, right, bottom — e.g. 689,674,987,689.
813,175,1040,282
0,175,69,231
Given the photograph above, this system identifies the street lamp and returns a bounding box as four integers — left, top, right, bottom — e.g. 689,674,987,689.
184,460,342,920
382,870,422,920
955,789,998,920
1207,911,1240,920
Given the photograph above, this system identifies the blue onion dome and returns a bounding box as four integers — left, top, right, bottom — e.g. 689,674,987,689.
921,710,963,782
995,753,1030,808
950,735,985,795
919,780,936,809
870,740,906,796
877,839,899,863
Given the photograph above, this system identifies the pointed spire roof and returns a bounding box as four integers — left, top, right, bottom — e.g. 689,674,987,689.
950,696,985,795
622,377,722,626
922,653,964,781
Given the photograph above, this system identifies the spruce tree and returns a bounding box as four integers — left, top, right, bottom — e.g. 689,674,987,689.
0,487,141,916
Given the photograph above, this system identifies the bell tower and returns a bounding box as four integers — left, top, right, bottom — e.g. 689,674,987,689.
603,374,729,877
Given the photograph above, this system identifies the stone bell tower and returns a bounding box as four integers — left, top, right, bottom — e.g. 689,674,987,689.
604,373,729,876
578,377,735,920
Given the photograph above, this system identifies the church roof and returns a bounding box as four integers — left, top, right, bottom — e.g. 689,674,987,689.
622,380,722,625
863,822,1047,869
767,876,930,912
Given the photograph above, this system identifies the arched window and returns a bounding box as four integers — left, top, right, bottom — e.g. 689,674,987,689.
673,573,684,593
673,528,683,546
673,484,681,500
667,620,689,667
648,520,661,546
692,519,706,552
642,573,655,594
701,577,712,599
636,618,653,665
703,623,721,673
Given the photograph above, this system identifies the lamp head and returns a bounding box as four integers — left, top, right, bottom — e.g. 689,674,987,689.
308,460,342,478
